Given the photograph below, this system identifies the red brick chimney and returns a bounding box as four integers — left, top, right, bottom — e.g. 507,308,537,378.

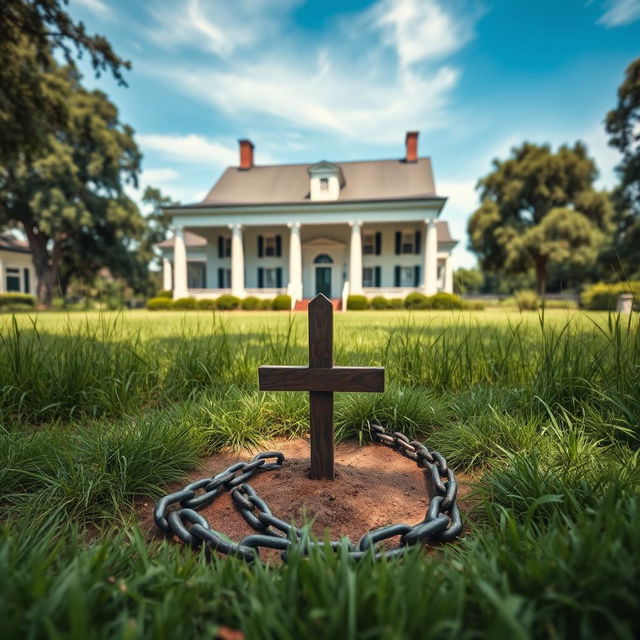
239,139,254,170
405,131,419,163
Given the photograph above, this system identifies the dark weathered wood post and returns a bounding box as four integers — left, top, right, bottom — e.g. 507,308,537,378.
258,293,385,480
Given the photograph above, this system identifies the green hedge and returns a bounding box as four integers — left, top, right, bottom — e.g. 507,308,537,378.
430,292,465,310
173,297,197,310
273,295,292,310
347,295,368,310
147,297,173,310
404,293,430,309
370,296,390,310
241,296,260,310
197,298,217,310
581,281,640,310
259,299,273,310
156,289,172,299
0,293,35,309
216,295,241,310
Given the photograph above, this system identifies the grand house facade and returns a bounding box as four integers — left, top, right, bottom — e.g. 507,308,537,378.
159,132,457,307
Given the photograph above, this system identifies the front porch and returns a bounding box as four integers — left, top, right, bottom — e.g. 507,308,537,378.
159,217,454,308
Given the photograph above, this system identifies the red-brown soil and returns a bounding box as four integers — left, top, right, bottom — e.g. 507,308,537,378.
139,437,474,549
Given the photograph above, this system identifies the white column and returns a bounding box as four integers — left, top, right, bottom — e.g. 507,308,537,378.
173,227,188,299
288,222,302,300
349,221,363,295
229,223,245,297
444,255,453,294
162,257,172,291
423,220,438,295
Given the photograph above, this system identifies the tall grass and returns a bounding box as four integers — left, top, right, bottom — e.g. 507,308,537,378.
0,309,639,637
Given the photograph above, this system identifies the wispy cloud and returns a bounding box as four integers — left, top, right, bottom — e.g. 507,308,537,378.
598,0,640,26
141,0,479,143
73,0,113,19
137,134,239,166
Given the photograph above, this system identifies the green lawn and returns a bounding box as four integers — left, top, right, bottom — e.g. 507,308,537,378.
0,308,638,638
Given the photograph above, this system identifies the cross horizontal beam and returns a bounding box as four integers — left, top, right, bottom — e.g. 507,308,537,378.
259,365,385,393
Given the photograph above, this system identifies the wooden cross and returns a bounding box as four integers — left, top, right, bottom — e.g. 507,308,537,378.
258,294,385,480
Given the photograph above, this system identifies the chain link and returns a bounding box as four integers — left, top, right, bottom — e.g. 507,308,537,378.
155,424,463,562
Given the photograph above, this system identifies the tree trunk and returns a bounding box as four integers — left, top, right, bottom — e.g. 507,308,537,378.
22,225,65,308
535,257,547,296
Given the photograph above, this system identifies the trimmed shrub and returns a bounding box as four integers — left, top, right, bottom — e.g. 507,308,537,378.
370,296,391,310
0,293,35,309
581,281,640,310
347,295,369,310
197,298,217,310
272,295,292,311
215,294,241,310
430,292,465,310
514,290,540,311
258,299,273,310
147,297,173,311
463,300,486,311
404,292,431,310
157,289,172,299
173,297,197,310
241,296,260,310
389,297,404,309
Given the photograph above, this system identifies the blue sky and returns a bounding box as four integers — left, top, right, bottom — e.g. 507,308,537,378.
70,0,640,267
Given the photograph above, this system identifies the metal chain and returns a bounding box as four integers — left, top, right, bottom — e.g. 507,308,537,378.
154,424,463,563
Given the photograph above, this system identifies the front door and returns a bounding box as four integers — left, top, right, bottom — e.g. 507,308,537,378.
315,267,332,298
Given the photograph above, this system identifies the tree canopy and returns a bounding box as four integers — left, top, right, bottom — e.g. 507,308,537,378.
605,57,640,278
0,0,129,166
0,61,144,305
468,142,612,294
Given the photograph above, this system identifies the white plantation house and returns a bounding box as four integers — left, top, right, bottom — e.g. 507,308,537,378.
159,132,457,308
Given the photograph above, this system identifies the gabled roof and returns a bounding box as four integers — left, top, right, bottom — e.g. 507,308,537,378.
156,231,207,249
173,157,440,209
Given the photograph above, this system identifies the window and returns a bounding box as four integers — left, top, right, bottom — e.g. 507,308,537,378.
363,267,373,287
264,268,279,288
265,235,277,257
5,267,20,292
320,177,329,192
217,268,231,288
363,233,375,255
218,236,231,258
314,253,333,264
401,231,415,254
23,268,30,294
187,262,206,288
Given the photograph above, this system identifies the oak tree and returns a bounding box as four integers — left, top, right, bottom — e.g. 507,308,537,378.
468,142,611,294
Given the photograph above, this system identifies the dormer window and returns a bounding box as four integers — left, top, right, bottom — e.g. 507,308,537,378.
308,161,344,201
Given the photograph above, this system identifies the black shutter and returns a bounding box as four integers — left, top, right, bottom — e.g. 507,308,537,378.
414,266,420,287
414,230,421,255
258,267,264,288
258,235,264,258
394,266,401,287
276,267,282,288
375,232,382,255
218,268,224,288
395,231,401,255
23,268,30,294
375,266,381,287
218,236,223,258
276,235,282,257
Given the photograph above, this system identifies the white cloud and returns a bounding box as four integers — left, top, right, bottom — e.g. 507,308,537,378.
145,0,300,57
142,168,180,183
73,0,112,18
137,134,239,166
581,125,621,188
143,0,479,143
598,0,640,26
368,0,477,68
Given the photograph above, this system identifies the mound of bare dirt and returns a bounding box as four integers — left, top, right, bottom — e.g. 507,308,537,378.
139,438,474,547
